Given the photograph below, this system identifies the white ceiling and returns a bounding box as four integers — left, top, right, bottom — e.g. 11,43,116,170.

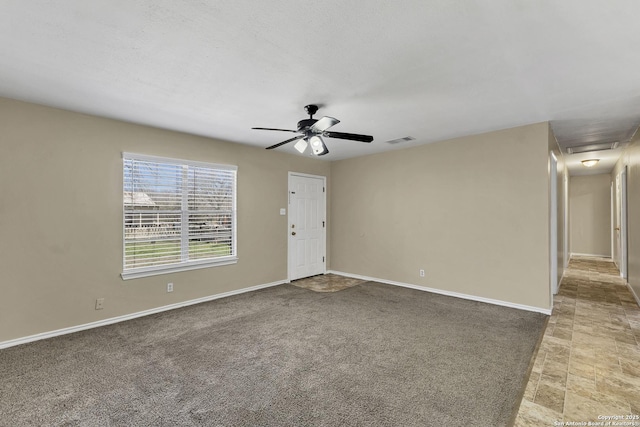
2,1,640,174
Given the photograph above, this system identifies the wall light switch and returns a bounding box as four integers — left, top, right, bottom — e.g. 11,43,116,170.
95,298,105,310
167,283,173,292
280,208,286,215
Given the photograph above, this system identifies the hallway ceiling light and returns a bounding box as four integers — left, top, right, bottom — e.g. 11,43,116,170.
581,159,599,167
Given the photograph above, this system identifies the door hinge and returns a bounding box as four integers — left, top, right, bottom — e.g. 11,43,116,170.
322,220,325,228
322,256,325,262
323,187,325,193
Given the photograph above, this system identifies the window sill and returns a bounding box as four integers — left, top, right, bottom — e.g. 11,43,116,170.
121,257,238,280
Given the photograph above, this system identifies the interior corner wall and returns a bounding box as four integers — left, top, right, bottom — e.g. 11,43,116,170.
549,126,567,287
613,135,640,303
0,97,331,343
569,174,612,257
330,122,551,311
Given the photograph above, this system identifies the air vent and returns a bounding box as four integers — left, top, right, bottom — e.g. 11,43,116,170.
385,136,416,145
567,141,619,154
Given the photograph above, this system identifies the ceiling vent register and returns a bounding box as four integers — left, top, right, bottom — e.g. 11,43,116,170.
385,136,416,145
566,141,619,154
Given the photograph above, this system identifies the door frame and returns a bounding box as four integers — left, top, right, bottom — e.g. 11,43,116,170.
550,152,559,301
611,181,615,262
620,166,628,279
564,172,569,269
287,172,327,282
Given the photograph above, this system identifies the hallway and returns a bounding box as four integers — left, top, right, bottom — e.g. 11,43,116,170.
515,256,640,425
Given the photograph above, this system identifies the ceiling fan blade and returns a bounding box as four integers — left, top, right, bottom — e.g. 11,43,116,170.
323,131,373,143
310,116,340,133
252,127,299,133
266,135,303,150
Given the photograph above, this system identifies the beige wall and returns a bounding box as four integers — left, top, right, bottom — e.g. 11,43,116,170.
0,98,330,342
569,174,612,257
330,123,551,310
612,134,640,302
0,97,558,343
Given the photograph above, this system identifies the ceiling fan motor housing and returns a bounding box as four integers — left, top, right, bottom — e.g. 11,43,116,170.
297,118,317,132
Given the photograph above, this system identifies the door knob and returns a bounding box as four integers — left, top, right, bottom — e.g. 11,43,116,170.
615,227,620,231
291,231,296,236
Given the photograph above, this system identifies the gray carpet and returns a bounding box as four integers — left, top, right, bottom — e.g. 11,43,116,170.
0,282,546,426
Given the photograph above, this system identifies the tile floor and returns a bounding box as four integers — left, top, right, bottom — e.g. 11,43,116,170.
291,273,365,293
515,256,640,426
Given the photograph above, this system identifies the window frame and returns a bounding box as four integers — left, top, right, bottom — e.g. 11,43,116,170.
121,152,238,280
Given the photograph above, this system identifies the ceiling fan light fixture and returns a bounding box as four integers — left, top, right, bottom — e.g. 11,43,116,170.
309,135,328,156
581,159,599,168
294,138,308,154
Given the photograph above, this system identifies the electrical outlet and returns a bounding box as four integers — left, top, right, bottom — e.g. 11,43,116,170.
167,282,173,292
419,269,425,277
95,298,104,310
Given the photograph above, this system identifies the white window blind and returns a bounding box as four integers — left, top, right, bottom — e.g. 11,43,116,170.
122,153,237,280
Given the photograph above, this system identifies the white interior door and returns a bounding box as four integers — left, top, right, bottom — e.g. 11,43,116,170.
288,173,326,281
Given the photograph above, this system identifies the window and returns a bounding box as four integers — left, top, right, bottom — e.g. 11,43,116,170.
122,153,237,280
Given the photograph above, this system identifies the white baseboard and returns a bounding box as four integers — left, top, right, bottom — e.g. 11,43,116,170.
0,279,288,350
327,270,552,315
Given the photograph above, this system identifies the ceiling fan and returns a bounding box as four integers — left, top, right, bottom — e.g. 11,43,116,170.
252,104,373,156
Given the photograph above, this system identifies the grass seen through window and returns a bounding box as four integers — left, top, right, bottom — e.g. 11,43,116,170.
125,240,232,268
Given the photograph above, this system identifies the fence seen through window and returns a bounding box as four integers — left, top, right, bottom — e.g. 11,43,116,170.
123,154,236,274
